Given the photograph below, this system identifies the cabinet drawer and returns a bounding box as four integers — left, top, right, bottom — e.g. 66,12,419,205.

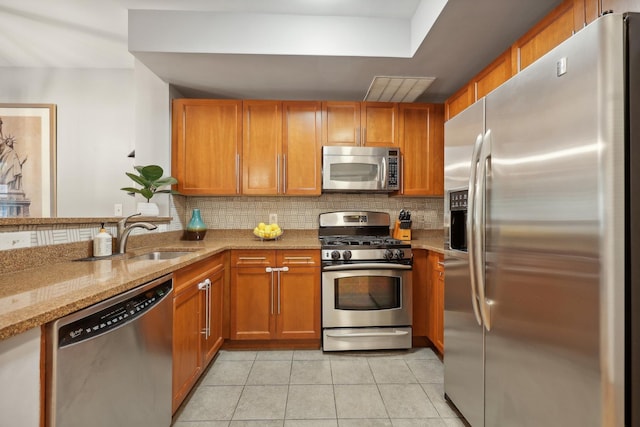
174,253,224,294
231,250,276,267
277,250,320,266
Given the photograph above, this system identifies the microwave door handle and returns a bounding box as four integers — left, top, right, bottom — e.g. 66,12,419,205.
381,156,387,190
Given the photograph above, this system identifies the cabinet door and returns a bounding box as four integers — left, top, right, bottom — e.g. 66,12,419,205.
398,103,444,196
172,99,242,195
434,261,445,353
276,251,321,339
474,49,513,100
242,100,282,195
361,102,398,147
172,284,202,413
512,1,575,72
426,252,445,354
202,267,225,365
445,84,474,121
322,101,361,146
276,266,321,339
230,266,275,340
412,249,429,338
282,101,322,195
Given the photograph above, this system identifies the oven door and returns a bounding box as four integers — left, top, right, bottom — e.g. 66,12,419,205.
322,263,412,328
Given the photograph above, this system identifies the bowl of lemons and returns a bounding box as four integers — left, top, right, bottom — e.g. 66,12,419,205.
253,222,283,240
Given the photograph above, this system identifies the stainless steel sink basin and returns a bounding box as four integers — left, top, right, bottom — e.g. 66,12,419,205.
128,251,194,261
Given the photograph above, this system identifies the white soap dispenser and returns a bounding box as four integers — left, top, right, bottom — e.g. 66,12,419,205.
93,223,113,257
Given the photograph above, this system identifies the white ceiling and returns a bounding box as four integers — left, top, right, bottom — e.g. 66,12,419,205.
0,0,564,102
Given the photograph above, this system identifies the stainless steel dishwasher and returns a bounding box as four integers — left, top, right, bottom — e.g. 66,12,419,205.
46,274,173,427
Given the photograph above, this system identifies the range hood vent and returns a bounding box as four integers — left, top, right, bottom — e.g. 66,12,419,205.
364,76,436,102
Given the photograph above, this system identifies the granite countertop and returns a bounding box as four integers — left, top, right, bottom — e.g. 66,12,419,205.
0,229,443,341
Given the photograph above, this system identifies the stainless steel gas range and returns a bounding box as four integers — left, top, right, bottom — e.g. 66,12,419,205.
319,211,413,351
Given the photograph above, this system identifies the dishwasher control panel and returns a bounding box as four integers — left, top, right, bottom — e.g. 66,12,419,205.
58,280,172,347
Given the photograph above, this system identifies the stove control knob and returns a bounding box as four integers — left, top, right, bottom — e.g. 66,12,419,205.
384,249,394,260
343,250,352,261
331,250,341,260
395,249,405,260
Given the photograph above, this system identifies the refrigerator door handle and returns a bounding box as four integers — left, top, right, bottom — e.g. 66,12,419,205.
467,133,484,326
475,129,493,331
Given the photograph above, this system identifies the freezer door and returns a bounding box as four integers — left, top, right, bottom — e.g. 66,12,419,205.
483,14,625,427
444,100,485,427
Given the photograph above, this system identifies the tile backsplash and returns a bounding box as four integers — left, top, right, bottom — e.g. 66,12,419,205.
182,194,443,230
0,194,443,249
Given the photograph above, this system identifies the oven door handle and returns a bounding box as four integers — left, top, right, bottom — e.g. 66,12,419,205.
322,263,412,271
325,330,410,338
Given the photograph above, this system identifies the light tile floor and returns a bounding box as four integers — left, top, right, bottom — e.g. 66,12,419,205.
172,348,466,427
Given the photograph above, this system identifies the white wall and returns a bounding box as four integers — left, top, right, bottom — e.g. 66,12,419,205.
0,65,172,217
133,60,172,216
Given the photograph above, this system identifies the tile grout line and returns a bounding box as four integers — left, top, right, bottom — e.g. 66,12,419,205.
368,356,394,423
229,352,256,423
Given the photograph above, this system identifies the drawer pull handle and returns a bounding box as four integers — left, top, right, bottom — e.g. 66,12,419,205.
283,256,315,264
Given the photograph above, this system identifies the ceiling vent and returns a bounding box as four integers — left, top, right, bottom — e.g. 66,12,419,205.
364,76,436,102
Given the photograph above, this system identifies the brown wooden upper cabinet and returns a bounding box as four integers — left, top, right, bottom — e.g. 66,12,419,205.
445,0,594,121
322,101,398,147
242,100,283,195
513,0,576,73
172,99,242,195
397,103,444,196
242,100,322,195
172,98,442,196
282,101,323,195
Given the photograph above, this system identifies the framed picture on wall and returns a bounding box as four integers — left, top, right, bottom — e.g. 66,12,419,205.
0,104,57,218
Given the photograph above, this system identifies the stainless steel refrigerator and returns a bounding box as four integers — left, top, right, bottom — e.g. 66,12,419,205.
443,12,640,427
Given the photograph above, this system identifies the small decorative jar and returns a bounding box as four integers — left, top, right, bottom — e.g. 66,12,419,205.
184,208,207,240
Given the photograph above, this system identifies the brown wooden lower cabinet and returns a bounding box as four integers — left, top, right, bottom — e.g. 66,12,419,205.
172,253,225,413
412,249,429,339
229,249,321,344
412,249,445,354
427,251,445,354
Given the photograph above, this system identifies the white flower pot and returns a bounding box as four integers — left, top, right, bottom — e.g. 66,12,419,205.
136,202,159,216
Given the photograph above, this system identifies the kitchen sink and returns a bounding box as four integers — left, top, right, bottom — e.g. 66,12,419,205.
75,249,198,262
127,250,195,261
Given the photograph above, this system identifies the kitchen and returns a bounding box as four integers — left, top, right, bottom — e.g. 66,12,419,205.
2,0,640,426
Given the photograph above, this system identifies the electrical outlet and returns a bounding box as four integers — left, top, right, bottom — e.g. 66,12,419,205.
0,231,31,250
269,213,278,224
114,203,123,216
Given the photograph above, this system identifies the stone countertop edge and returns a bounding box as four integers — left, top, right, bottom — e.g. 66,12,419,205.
0,229,444,341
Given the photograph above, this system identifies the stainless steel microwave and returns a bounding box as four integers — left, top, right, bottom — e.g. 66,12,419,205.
322,146,400,192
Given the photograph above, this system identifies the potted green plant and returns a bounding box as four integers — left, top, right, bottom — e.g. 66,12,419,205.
121,164,178,216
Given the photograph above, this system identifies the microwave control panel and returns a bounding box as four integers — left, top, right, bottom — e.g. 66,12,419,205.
387,150,399,189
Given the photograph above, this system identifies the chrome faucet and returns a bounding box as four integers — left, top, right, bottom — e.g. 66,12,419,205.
117,213,158,254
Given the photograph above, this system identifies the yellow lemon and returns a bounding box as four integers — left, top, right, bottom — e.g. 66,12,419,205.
258,222,266,230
